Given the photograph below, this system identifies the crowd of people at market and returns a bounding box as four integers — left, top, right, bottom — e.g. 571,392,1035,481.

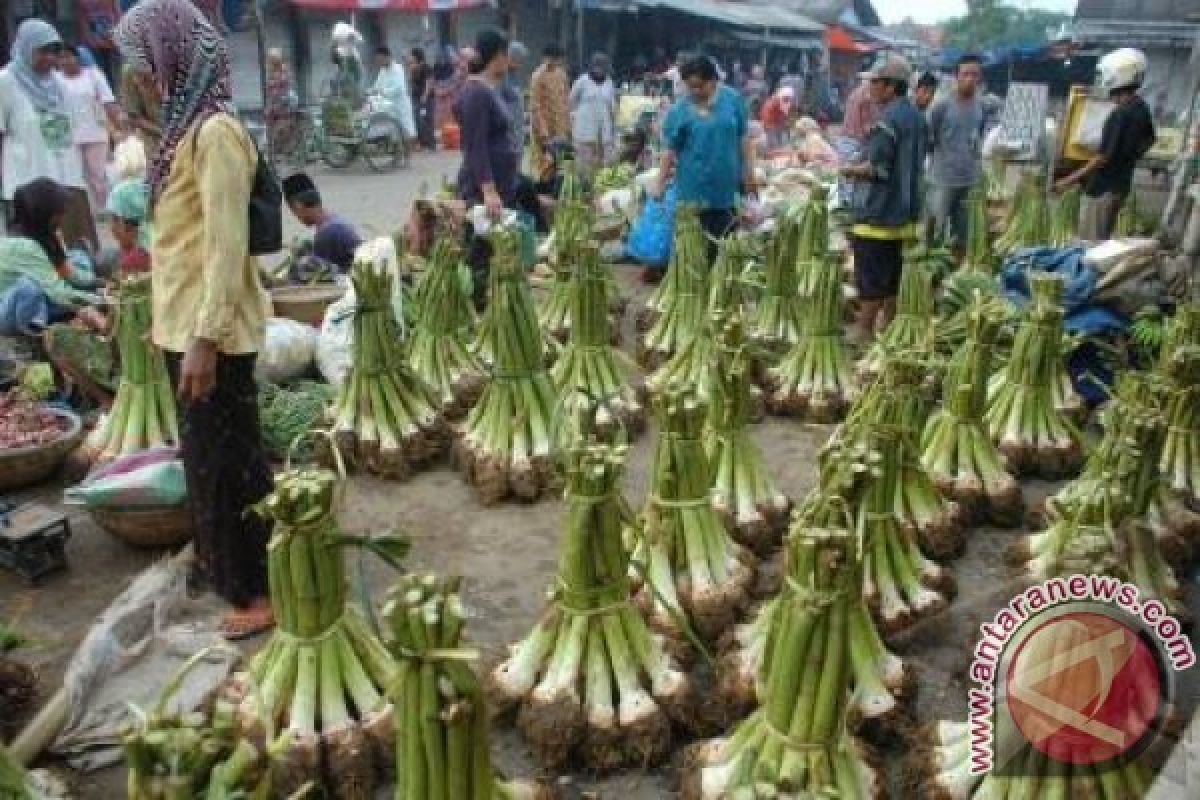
0,0,1161,636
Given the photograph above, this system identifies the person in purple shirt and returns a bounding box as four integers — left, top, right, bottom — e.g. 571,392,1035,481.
282,172,362,275
455,27,517,308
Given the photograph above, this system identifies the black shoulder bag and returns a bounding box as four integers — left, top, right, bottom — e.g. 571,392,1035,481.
194,115,283,256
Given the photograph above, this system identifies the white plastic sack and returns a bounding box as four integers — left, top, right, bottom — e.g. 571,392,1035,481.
112,135,147,181
256,317,318,384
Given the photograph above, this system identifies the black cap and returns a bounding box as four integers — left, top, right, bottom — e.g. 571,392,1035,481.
283,172,319,201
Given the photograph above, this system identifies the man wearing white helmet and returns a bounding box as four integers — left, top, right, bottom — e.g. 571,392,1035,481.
1055,47,1156,240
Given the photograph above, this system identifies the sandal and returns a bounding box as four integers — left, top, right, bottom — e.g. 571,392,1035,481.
220,607,275,641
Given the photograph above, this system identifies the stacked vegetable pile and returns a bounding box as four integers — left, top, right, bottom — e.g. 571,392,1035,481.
1048,185,1082,247
793,185,831,299
0,390,70,450
384,574,554,799
912,718,1154,800
984,273,1085,478
764,253,854,422
489,440,695,770
922,301,1024,526
858,250,938,381
718,475,916,744
638,207,708,369
259,380,337,462
750,208,804,353
330,257,447,479
79,276,178,465
550,243,644,445
125,653,296,800
222,465,397,798
681,505,885,800
707,320,790,554
408,238,486,420
995,172,1051,256
629,387,756,642
1013,373,1187,617
455,228,560,504
1159,303,1200,512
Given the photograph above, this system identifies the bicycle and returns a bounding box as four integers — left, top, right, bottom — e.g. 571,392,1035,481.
317,93,410,172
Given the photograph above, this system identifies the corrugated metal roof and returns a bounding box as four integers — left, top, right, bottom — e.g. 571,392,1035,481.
1074,0,1200,22
1073,18,1200,48
638,0,826,34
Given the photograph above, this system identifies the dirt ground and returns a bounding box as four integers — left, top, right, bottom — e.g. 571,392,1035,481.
2,153,1197,798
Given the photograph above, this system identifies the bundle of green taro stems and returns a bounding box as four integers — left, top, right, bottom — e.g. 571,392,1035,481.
454,227,560,504
647,235,761,417
1155,303,1200,561
706,317,790,555
922,299,1024,527
984,273,1085,479
828,355,958,635
1048,185,1083,247
220,463,400,798
384,574,554,799
858,248,937,382
328,257,447,479
489,438,699,770
638,206,707,368
1011,371,1188,620
794,184,832,299
717,456,917,749
407,236,487,421
549,242,644,447
682,490,886,800
79,274,179,465
124,648,306,800
995,171,1051,257
935,188,1006,355
764,250,855,422
750,204,805,354
627,386,757,643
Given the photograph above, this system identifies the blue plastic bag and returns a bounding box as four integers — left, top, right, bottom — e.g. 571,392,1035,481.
625,186,677,268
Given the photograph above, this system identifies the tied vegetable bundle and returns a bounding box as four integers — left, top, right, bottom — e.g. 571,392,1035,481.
911,719,1155,800
1159,304,1200,515
1014,373,1188,618
718,483,916,746
984,273,1085,478
750,207,804,353
638,207,708,369
455,228,560,504
124,651,301,800
765,254,854,422
706,321,790,554
79,276,178,464
629,387,756,642
408,238,486,420
935,189,1003,354
1048,185,1082,246
858,250,937,381
489,442,696,770
682,513,885,800
853,356,967,562
995,172,1051,256
549,244,644,446
794,185,831,299
330,258,448,479
922,301,1024,526
384,575,554,800
222,465,399,799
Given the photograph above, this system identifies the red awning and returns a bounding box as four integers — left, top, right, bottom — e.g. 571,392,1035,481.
287,0,488,10
825,25,869,54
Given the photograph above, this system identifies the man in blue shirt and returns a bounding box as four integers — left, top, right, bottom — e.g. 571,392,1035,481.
649,56,756,282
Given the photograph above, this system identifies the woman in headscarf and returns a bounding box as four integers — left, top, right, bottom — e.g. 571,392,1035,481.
116,0,275,639
0,19,98,253
263,47,300,165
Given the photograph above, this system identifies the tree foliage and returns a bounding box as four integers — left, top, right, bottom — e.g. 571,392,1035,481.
942,0,1071,50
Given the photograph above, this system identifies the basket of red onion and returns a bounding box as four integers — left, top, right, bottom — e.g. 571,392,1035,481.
0,394,84,492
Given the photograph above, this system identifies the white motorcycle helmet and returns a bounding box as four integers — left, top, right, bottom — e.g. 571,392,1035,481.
1096,48,1147,94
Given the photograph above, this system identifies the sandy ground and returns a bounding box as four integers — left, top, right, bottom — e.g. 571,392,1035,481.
1,152,1197,797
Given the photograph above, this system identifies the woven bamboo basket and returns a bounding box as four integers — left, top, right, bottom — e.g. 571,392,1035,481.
270,285,346,327
0,408,84,492
92,504,193,549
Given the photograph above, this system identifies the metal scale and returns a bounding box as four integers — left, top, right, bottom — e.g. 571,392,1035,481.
0,499,71,584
